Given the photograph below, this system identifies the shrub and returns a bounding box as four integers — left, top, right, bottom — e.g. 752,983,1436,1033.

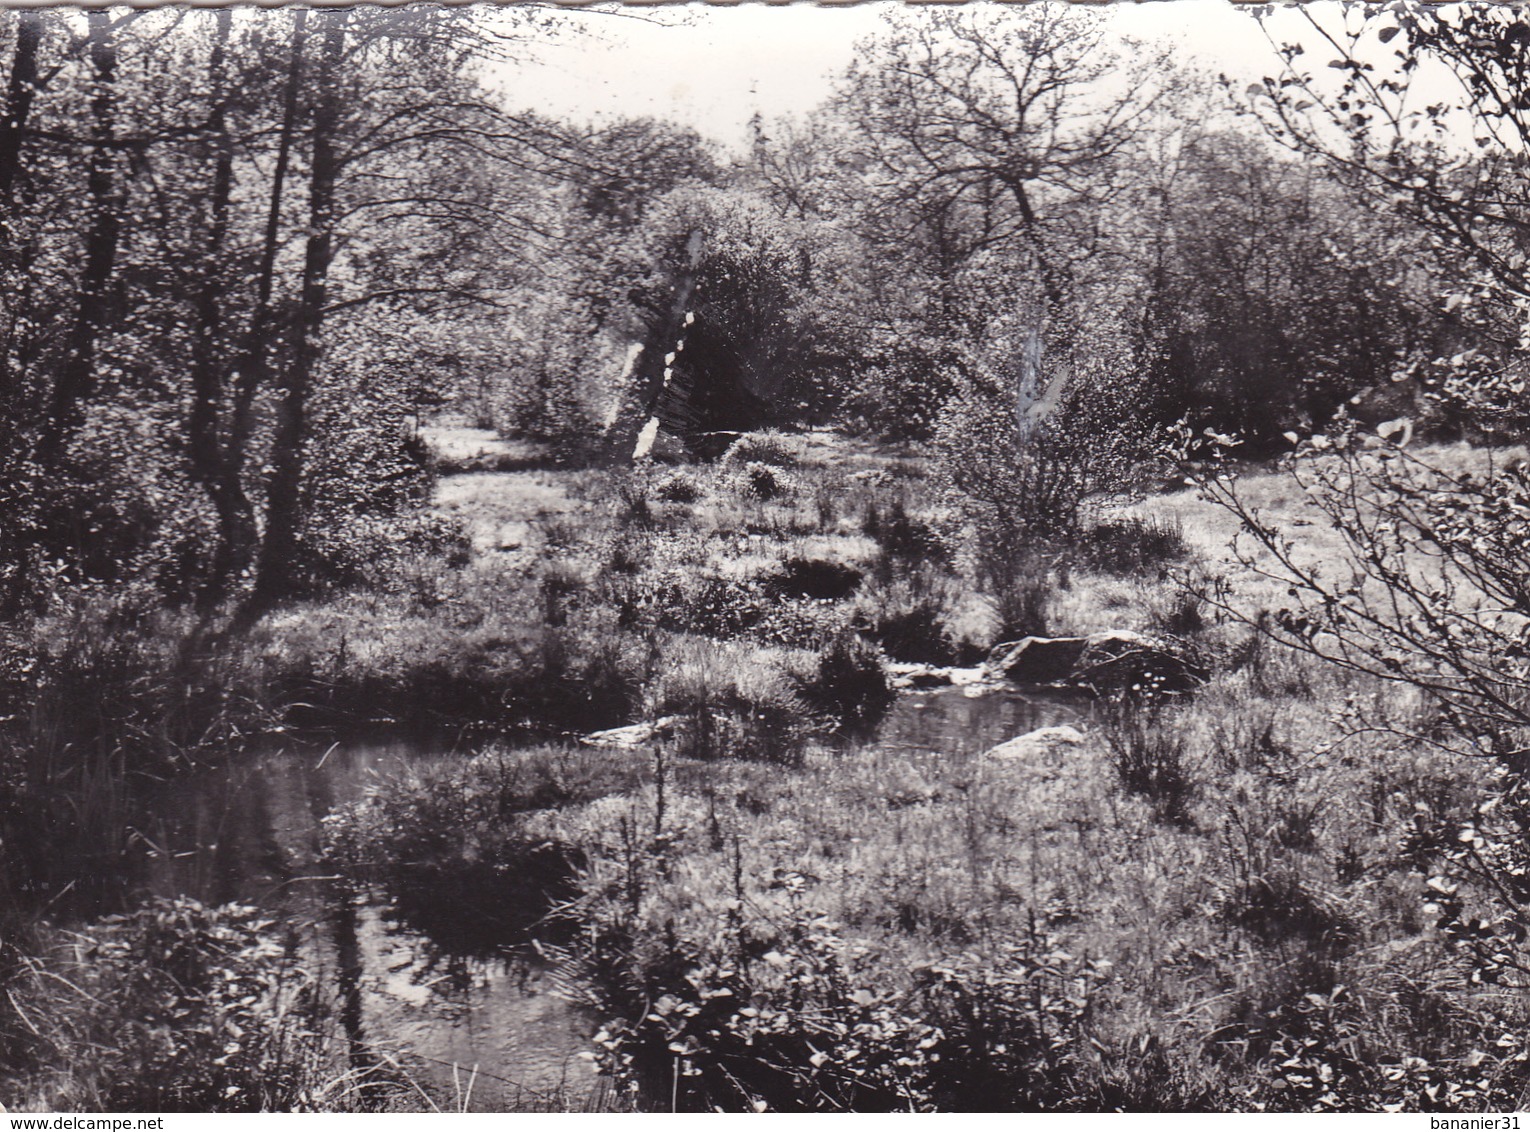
852,559,970,665
753,598,855,651
740,462,792,501
588,913,941,1112
912,939,1113,1111
1218,806,1353,951
668,696,807,765
653,575,772,639
982,548,1054,643
937,308,1151,548
653,471,703,504
796,633,895,734
585,910,1112,1112
1402,769,1530,994
766,558,863,601
1230,979,1526,1112
602,532,651,576
1079,515,1188,577
722,432,799,468
289,511,472,598
1145,568,1218,638
864,499,948,568
1185,426,1529,765
866,598,957,665
3,899,324,1112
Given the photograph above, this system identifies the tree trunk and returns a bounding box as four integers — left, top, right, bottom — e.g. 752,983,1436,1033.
0,10,41,417
225,6,307,495
0,11,41,240
248,9,345,614
604,228,705,464
40,10,123,462
186,9,255,606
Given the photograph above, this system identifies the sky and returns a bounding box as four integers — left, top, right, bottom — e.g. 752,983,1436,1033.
489,1,1332,149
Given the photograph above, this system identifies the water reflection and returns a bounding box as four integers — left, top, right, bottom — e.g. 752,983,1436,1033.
38,684,1081,1109
876,684,1093,758
123,744,598,1108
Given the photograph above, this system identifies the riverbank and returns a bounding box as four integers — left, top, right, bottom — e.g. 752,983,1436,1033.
1,430,1521,1111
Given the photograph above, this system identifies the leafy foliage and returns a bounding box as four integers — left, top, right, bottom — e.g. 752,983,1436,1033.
587,910,1111,1112
4,899,324,1112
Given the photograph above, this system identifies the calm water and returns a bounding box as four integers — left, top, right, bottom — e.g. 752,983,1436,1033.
70,684,1082,1110
121,743,597,1109
876,682,1091,757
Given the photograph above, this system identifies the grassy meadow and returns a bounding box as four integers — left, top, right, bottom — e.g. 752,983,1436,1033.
1,425,1524,1111
306,429,1528,1110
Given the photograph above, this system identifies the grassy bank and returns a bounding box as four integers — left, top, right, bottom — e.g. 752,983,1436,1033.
327,652,1513,1110
4,429,1524,1111
329,432,1528,1111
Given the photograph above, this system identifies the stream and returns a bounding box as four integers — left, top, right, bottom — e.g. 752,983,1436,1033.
56,684,1087,1110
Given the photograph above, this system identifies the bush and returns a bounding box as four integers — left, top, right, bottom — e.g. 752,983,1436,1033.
984,548,1054,643
722,432,799,468
2,899,324,1112
863,499,948,568
740,462,792,501
653,471,703,504
290,510,472,598
1186,426,1529,765
603,561,854,650
796,632,895,734
652,574,772,639
766,558,863,601
586,910,1112,1112
1227,978,1525,1112
852,559,970,665
1079,515,1188,577
866,598,958,665
937,308,1150,548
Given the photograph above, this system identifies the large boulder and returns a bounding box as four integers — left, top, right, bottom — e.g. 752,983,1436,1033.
985,636,1089,684
1075,630,1208,694
986,725,1087,761
985,630,1207,694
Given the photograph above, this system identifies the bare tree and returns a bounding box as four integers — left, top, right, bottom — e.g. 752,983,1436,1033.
835,5,1165,313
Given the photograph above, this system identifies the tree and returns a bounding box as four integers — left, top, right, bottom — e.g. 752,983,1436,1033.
1249,2,1530,437
0,7,570,612
1208,0,1530,748
615,183,859,453
480,117,721,447
1193,0,1530,1014
935,283,1155,638
824,4,1166,436
1137,131,1440,448
746,111,846,222
837,4,1159,306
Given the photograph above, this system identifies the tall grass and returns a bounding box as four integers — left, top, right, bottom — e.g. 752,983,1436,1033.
1098,694,1198,825
0,899,330,1112
6,431,1524,1111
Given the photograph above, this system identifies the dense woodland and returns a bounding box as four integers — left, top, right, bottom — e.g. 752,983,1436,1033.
0,3,1495,616
0,1,1529,1113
